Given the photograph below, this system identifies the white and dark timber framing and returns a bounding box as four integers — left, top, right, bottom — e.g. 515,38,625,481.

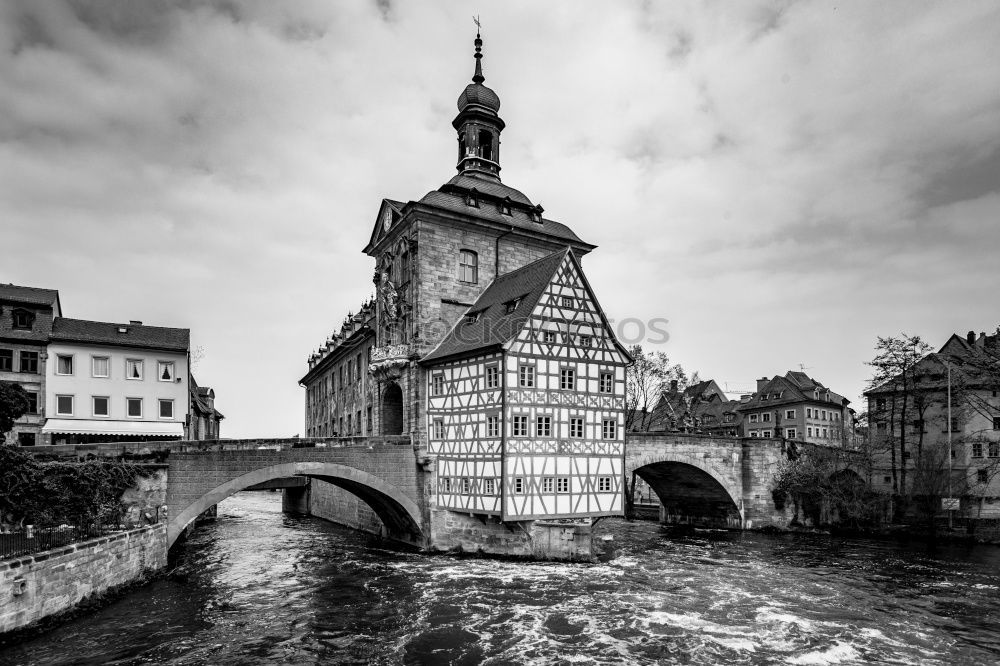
421,249,631,521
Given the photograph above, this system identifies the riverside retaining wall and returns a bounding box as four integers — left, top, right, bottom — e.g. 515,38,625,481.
0,524,167,635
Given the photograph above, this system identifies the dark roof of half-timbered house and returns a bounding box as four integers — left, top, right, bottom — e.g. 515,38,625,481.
420,249,567,364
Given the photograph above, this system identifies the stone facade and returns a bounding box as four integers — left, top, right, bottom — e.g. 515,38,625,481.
0,524,167,635
0,285,60,447
302,301,376,438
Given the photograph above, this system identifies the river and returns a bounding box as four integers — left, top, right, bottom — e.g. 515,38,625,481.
3,492,1000,665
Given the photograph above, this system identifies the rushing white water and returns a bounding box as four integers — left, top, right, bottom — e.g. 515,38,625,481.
3,492,1000,665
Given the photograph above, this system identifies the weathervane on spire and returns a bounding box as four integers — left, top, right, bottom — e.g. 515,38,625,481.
471,16,485,84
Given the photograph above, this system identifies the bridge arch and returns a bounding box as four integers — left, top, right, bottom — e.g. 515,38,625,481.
628,451,743,528
167,461,423,548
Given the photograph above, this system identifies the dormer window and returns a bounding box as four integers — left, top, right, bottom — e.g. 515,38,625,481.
500,197,512,215
11,309,34,330
466,188,479,208
465,311,481,324
505,298,521,314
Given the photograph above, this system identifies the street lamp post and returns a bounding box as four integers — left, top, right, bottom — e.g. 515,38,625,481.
947,360,953,530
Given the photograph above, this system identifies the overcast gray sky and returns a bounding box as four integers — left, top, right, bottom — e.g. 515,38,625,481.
3,1,999,437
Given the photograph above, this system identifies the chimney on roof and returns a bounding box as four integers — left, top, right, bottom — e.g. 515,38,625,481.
756,377,769,392
977,332,987,348
967,330,976,345
130,320,142,326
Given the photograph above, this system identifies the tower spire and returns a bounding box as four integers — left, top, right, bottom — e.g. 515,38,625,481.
454,24,504,181
472,17,485,84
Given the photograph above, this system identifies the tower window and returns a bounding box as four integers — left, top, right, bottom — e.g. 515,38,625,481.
458,249,478,283
458,133,467,161
478,129,493,162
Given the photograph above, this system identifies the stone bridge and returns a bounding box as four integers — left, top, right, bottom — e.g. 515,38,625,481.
165,443,425,548
21,433,860,557
625,432,858,529
25,437,595,560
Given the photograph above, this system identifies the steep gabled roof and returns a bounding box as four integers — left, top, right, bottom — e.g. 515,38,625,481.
0,284,61,312
420,250,567,364
421,248,633,366
737,371,850,412
50,318,190,352
190,374,224,420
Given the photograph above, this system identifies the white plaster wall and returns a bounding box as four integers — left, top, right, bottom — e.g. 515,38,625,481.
45,342,188,424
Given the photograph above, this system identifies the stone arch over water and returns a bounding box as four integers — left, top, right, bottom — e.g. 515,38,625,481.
629,452,744,528
167,461,423,548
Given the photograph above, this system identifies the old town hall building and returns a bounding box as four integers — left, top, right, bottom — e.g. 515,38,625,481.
301,34,631,524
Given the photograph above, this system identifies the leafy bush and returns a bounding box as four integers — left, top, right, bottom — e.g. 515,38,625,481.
0,446,149,529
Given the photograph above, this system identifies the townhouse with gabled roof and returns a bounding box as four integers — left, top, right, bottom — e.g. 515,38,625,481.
737,371,854,446
0,284,62,446
1,282,222,445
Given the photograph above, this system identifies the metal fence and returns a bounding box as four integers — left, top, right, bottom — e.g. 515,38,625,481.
1,515,161,560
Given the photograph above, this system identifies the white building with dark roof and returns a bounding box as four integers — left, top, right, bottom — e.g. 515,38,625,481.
43,318,191,444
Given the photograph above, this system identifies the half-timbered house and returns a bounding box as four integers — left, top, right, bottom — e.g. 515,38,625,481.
421,249,631,521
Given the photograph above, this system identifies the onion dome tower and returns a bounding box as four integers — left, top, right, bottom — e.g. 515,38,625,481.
453,30,505,182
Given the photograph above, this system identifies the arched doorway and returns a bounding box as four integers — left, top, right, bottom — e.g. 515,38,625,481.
381,383,403,435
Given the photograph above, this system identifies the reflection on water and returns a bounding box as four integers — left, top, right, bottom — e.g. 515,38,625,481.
3,492,1000,665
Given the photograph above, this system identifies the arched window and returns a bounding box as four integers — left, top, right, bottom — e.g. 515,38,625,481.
458,249,478,284
478,129,493,162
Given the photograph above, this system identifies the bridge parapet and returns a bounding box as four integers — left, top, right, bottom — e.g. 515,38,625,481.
17,435,413,460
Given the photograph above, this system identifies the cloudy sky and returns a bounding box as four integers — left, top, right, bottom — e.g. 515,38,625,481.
2,1,998,437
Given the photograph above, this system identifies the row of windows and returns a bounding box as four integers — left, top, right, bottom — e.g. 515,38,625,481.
432,366,614,395
749,427,841,440
806,407,840,421
306,350,369,407
747,408,841,423
441,476,497,495
971,441,1000,458
540,330,597,347
0,349,39,373
308,407,372,438
54,395,175,419
509,476,615,494
432,416,618,440
53,354,176,381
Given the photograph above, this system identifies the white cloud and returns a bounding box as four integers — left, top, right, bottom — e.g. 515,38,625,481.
1,0,998,434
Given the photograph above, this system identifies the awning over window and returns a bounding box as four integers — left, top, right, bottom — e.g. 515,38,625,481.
41,419,184,437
